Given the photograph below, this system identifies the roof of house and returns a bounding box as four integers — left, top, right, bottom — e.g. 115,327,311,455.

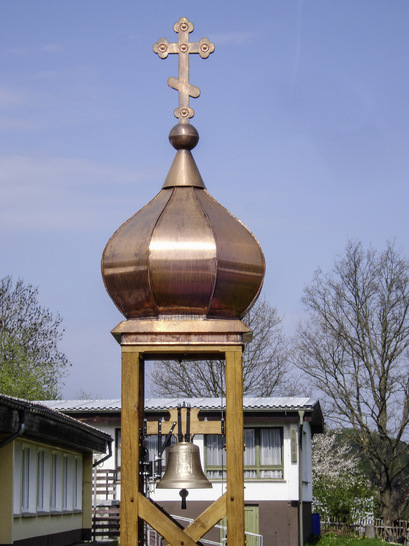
42,397,324,433
44,396,319,412
0,393,112,453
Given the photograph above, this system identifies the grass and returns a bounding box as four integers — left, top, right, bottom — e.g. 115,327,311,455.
305,534,387,545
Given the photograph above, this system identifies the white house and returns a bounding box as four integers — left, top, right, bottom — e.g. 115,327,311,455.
0,393,112,546
45,397,323,545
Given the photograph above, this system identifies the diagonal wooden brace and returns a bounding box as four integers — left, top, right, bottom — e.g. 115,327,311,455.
138,492,227,545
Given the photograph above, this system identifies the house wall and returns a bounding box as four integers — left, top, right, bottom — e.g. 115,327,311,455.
13,514,83,545
84,412,316,544
91,416,312,546
0,439,93,546
81,452,93,541
0,442,14,544
95,421,313,505
149,430,299,504
146,424,314,543
156,499,312,545
89,420,119,470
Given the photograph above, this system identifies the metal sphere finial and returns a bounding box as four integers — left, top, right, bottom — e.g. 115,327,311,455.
169,124,199,150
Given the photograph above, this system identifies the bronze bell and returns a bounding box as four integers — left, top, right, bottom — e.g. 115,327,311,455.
157,441,212,489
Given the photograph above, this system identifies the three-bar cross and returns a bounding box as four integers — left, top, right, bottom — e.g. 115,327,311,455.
153,17,214,123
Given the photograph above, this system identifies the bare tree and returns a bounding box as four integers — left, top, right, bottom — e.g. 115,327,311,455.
295,241,409,522
0,276,70,400
149,299,289,398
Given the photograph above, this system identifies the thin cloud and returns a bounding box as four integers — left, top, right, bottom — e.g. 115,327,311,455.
40,43,65,54
0,155,160,232
0,117,35,130
0,47,28,57
291,0,304,87
0,88,29,109
0,44,64,57
209,31,256,45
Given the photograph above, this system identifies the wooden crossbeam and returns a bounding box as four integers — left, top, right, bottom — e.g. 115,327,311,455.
146,407,222,436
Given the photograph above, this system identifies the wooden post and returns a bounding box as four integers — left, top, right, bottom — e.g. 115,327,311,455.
120,348,144,546
225,347,245,545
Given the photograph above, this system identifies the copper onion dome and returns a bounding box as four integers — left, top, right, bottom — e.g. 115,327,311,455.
101,17,265,321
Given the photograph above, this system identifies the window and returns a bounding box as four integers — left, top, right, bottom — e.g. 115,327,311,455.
14,442,81,516
73,456,83,510
50,452,63,511
115,428,121,470
21,445,36,512
13,443,22,515
144,435,163,465
63,455,74,510
205,427,283,480
37,450,45,511
37,449,50,512
142,434,176,477
21,446,31,511
205,434,226,480
51,453,57,509
244,428,283,479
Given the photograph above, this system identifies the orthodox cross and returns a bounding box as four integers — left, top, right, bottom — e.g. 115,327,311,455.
153,17,215,123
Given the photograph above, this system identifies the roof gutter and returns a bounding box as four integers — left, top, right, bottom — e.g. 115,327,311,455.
0,408,26,449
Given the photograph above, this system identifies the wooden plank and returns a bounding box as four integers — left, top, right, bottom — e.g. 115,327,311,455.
146,407,222,436
120,350,142,546
122,344,239,355
138,493,200,546
137,358,145,541
184,492,227,542
225,348,245,545
146,420,221,435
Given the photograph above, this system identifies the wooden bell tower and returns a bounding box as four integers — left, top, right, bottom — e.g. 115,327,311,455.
114,321,249,545
101,17,266,545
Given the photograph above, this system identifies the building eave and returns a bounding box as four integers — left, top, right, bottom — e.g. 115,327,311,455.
0,394,112,453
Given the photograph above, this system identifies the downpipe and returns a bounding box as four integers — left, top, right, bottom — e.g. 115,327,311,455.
0,408,26,449
298,410,305,546
93,439,113,467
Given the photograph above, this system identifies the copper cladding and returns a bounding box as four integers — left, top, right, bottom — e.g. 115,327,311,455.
102,21,265,320
101,125,265,320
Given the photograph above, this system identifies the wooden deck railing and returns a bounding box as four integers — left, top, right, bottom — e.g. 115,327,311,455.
93,468,120,502
92,505,120,540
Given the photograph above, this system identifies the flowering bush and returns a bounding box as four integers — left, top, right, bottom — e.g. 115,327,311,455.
312,431,374,523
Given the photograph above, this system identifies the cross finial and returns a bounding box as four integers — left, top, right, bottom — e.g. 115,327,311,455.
153,17,215,124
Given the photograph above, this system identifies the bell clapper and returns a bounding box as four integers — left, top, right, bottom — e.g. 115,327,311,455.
179,488,189,510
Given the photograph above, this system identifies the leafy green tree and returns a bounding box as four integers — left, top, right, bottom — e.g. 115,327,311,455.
0,276,70,399
295,241,409,523
312,430,374,523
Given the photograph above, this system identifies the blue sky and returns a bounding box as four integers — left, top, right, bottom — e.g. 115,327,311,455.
1,1,408,398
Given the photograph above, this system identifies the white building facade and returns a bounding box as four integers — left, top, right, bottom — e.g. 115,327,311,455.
46,397,323,545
